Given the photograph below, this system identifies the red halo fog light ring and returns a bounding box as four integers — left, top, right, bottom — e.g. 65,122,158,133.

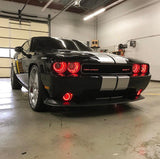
141,64,149,74
63,93,73,102
67,62,81,74
53,62,67,74
132,64,141,74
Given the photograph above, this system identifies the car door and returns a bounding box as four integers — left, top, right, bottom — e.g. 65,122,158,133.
20,40,31,87
13,44,25,84
14,40,30,87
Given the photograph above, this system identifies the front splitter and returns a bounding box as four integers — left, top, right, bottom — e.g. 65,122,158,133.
44,96,144,107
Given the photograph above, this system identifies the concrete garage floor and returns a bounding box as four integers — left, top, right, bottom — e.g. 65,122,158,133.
0,78,160,159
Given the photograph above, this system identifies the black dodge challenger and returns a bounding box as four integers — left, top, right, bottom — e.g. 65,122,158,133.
11,37,151,111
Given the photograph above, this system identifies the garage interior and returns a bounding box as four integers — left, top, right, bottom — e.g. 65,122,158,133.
0,0,160,158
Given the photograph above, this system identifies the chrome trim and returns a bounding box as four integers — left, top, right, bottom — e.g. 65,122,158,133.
41,57,47,60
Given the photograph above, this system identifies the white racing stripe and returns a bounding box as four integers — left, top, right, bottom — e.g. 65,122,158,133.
107,53,128,64
85,51,130,91
85,51,128,64
84,51,115,63
101,76,117,91
116,76,130,90
101,76,130,91
92,53,115,63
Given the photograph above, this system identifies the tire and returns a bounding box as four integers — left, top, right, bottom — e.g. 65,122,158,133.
28,65,47,112
11,66,22,90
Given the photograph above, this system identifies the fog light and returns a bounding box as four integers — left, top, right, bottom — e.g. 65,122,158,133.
137,89,142,96
63,93,73,102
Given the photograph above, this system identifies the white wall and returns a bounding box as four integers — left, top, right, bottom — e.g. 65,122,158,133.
0,0,94,42
51,13,94,42
98,0,160,80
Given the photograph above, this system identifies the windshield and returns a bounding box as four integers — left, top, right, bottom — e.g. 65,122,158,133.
62,39,78,51
30,37,92,52
73,40,92,51
30,37,66,52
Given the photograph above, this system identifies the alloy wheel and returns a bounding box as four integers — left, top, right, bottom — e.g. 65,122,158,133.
29,68,39,108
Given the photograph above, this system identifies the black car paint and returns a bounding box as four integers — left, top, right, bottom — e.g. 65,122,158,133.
12,37,151,107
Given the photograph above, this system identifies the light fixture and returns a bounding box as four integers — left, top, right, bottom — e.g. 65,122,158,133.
41,0,54,12
83,8,105,21
83,0,126,21
74,0,82,7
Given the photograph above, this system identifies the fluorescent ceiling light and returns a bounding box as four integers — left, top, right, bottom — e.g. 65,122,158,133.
41,0,54,12
105,0,125,10
83,0,126,21
83,8,105,21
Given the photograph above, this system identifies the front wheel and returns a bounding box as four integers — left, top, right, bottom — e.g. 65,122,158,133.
28,65,47,112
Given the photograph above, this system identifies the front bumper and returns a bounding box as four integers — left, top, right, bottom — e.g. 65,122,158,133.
42,73,151,99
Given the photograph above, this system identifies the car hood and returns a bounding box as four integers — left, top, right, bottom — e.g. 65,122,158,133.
83,51,129,64
45,50,129,64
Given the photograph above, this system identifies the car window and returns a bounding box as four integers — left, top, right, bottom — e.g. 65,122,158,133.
73,40,92,51
29,37,92,52
30,37,66,52
22,41,30,53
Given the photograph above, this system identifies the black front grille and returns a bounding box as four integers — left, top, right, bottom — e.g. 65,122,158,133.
81,63,132,75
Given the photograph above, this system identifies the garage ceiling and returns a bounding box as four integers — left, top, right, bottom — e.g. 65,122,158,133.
4,0,118,14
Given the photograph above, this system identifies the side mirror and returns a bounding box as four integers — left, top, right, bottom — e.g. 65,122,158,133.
15,46,32,58
15,46,23,53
